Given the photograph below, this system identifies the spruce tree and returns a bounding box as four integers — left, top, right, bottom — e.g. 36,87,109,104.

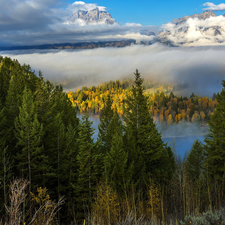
0,99,6,149
62,123,79,222
185,139,204,181
34,73,54,187
55,114,65,223
14,87,43,193
4,76,21,155
98,94,114,154
76,114,99,220
105,116,130,195
0,57,12,105
44,85,65,194
123,69,173,184
0,100,14,214
204,80,225,181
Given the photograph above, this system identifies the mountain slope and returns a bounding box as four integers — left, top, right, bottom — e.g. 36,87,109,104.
171,11,217,25
71,8,116,25
157,11,225,46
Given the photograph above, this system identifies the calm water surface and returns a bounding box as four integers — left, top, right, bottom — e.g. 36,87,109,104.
163,136,205,159
77,113,206,159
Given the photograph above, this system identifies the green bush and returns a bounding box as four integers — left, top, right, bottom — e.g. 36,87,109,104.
180,208,225,225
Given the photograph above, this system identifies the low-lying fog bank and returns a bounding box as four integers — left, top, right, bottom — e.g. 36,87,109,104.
1,43,225,97
157,122,208,138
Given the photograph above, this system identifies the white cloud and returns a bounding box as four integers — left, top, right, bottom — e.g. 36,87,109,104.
0,0,61,31
73,1,85,5
203,2,225,11
98,6,107,11
98,32,155,43
69,1,106,13
125,23,142,27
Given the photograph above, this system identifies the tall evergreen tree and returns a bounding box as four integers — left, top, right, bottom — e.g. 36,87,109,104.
45,86,65,191
33,73,53,187
185,139,204,181
62,123,79,222
55,114,65,223
98,94,114,154
0,100,14,215
204,80,225,181
14,87,43,193
123,69,174,184
4,76,21,155
0,99,6,149
76,114,99,221
105,115,130,195
0,57,13,106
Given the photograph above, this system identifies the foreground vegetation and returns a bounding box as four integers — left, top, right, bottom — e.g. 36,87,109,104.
0,56,225,225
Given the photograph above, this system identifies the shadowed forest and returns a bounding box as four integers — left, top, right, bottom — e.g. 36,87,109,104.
1,56,225,225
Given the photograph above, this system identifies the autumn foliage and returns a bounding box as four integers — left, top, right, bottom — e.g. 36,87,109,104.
68,80,216,125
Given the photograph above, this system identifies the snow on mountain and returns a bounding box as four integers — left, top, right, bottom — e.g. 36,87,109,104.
70,7,116,25
157,11,225,46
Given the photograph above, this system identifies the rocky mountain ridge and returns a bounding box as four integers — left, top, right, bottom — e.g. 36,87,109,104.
171,11,217,25
71,8,116,25
0,40,136,51
157,11,225,46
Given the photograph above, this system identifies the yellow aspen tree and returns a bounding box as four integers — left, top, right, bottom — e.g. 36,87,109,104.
68,91,73,99
167,114,173,125
160,114,164,123
203,97,208,109
178,113,182,121
165,110,170,121
191,113,200,123
88,101,92,109
182,112,186,121
208,98,212,108
175,115,178,123
200,111,206,122
187,114,190,122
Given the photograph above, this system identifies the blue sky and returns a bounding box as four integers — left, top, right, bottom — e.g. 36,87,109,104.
67,0,225,25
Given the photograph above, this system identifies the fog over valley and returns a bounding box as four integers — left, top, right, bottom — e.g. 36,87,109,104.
2,43,225,97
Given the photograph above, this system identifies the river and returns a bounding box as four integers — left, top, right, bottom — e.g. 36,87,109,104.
77,113,207,160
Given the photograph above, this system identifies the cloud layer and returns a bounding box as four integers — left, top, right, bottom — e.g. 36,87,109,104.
0,0,62,32
0,0,157,46
69,1,106,12
203,2,225,11
2,44,225,97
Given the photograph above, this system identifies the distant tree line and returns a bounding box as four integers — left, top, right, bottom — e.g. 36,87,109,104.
0,56,225,225
68,80,216,125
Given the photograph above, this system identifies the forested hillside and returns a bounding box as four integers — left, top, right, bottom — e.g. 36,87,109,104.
1,56,225,225
68,80,216,125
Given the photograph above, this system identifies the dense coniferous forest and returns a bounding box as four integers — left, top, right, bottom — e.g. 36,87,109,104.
68,80,216,125
1,56,225,225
